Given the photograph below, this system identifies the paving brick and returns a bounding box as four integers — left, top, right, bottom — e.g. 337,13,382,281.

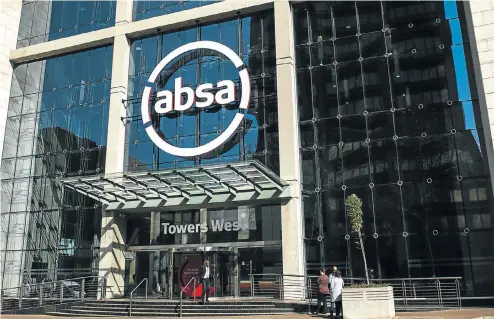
470,1,494,14
482,77,494,94
481,63,494,79
475,24,494,41
473,12,485,26
477,39,489,52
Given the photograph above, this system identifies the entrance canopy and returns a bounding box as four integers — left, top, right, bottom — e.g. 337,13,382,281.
60,161,290,211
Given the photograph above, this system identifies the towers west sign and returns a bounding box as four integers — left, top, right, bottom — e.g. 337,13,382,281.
162,219,254,235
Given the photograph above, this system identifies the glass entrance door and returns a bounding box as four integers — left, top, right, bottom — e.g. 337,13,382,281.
171,249,237,298
173,252,203,298
211,250,236,297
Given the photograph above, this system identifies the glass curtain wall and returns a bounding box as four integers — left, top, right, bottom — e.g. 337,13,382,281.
133,0,220,21
17,0,116,48
125,10,279,174
294,1,494,297
1,46,113,289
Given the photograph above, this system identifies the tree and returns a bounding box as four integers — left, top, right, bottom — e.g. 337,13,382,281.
345,194,370,285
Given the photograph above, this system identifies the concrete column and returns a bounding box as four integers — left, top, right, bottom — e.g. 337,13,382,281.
98,0,132,298
148,212,161,293
274,0,305,289
200,208,208,243
115,0,133,25
98,210,127,298
105,33,131,174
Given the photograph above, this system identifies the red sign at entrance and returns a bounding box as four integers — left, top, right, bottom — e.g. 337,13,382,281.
179,254,214,298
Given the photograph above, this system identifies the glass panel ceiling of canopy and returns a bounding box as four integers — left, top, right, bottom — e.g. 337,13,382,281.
59,160,290,210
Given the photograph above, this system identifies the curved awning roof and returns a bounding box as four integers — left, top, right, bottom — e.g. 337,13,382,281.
59,160,290,211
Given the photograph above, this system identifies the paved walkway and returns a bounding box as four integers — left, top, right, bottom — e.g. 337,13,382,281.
1,316,308,319
395,308,494,319
2,309,494,319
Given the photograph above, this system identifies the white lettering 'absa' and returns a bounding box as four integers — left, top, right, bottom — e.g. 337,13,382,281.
154,78,235,114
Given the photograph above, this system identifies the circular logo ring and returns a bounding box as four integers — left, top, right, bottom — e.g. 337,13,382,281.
141,41,251,157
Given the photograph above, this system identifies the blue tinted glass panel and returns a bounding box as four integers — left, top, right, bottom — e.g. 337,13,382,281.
17,0,116,48
133,0,220,21
126,10,278,173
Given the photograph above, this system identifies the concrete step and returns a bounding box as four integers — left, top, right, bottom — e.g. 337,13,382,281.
76,305,280,310
48,311,291,317
46,299,298,317
47,313,112,317
65,307,291,314
90,298,277,306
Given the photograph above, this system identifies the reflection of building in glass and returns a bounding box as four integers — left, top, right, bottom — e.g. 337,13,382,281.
295,1,494,297
17,1,115,48
2,0,494,303
126,11,278,173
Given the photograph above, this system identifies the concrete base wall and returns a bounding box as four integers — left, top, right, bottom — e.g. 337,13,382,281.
342,286,395,319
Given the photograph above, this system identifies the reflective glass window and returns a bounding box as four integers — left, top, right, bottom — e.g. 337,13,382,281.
1,46,111,286
125,11,278,173
294,1,494,296
133,0,220,21
17,1,116,48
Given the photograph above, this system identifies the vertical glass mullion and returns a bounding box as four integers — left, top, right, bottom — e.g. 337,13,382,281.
154,34,163,170
306,10,319,187
195,23,201,165
380,2,410,274
307,8,325,267
330,4,352,275
355,3,377,239
238,14,245,162
261,15,267,164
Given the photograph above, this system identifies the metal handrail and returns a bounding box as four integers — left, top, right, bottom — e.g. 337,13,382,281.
179,277,196,318
129,278,148,317
247,273,462,312
249,273,463,281
1,275,107,312
455,278,462,308
0,276,103,292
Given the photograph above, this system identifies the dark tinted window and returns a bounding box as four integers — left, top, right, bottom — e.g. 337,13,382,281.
294,1,494,298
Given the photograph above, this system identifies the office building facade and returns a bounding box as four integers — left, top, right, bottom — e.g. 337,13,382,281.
1,0,494,300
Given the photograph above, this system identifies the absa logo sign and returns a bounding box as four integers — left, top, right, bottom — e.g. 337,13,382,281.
141,41,250,157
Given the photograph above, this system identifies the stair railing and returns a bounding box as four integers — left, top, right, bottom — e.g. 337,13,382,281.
1,275,105,313
179,277,196,318
129,278,148,317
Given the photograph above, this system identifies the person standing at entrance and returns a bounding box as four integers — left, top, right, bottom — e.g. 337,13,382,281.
329,265,338,315
200,259,211,304
330,270,344,318
152,255,161,296
160,253,170,298
315,269,329,314
329,265,338,283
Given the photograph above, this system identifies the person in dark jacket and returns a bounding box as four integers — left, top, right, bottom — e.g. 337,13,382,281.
199,259,212,304
315,269,330,314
